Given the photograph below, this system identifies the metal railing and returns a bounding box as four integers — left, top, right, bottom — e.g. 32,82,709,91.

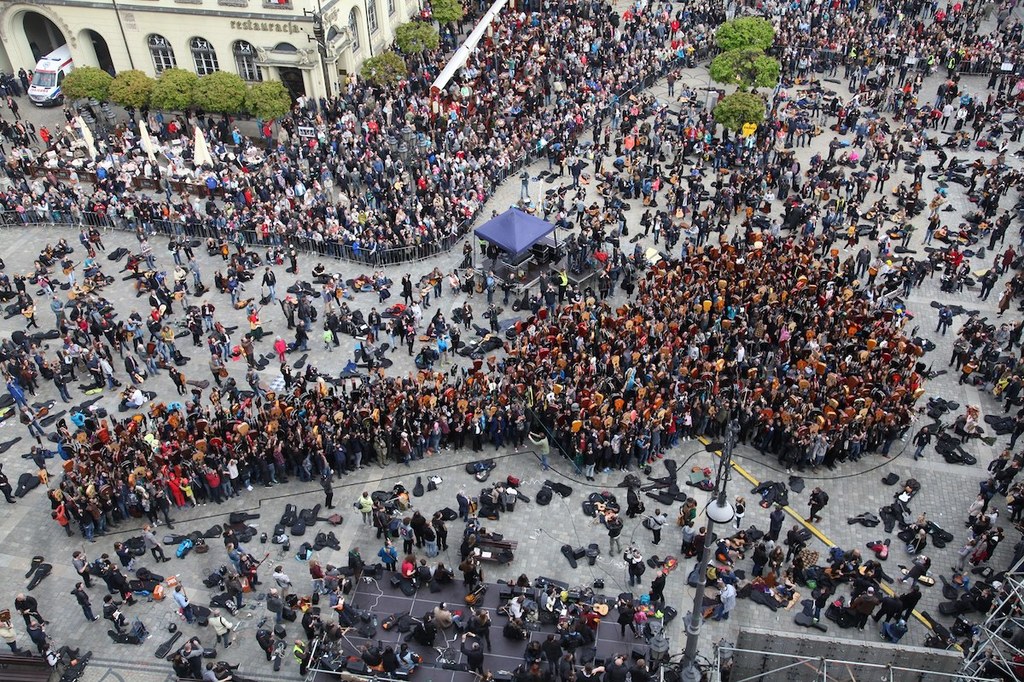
0,205,475,266
12,146,545,267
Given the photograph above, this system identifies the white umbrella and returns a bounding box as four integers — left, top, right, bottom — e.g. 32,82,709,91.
192,126,213,168
75,116,97,160
139,122,156,162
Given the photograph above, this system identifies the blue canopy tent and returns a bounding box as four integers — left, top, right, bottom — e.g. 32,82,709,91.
473,208,556,256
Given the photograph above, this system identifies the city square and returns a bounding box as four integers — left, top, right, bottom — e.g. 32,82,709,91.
0,0,1022,680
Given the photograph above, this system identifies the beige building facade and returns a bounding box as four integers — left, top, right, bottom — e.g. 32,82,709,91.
0,0,417,100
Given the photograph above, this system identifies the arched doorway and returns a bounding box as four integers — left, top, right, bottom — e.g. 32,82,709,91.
83,30,115,75
278,67,305,100
22,11,66,62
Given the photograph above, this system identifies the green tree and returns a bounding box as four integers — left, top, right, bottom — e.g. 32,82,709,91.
193,71,247,113
108,70,155,109
430,0,464,24
715,17,775,52
245,81,292,120
709,48,780,89
360,51,407,86
395,21,440,54
149,68,199,111
60,66,113,102
713,91,766,132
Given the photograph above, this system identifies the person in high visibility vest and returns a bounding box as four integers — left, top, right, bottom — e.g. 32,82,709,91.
293,639,308,674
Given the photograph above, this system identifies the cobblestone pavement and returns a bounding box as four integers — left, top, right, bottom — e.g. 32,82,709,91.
1,32,1022,682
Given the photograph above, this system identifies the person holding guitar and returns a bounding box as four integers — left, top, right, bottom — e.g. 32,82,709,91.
61,256,76,277
20,294,37,329
605,510,624,554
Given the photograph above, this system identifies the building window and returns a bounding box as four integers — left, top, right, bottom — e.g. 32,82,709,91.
387,0,395,15
234,41,262,81
191,37,220,76
368,0,379,33
349,9,360,53
263,0,292,7
148,34,177,73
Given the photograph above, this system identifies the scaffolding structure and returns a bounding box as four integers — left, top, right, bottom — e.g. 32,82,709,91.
711,644,996,682
708,628,989,682
958,556,1024,681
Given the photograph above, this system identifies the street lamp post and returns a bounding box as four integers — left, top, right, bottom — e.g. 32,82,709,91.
399,124,416,180
110,0,136,70
680,421,739,682
305,0,333,99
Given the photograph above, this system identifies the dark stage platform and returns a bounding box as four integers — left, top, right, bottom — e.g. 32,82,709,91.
307,574,650,682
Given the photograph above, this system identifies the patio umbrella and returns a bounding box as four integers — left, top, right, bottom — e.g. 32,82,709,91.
139,122,157,162
75,116,97,160
192,126,213,168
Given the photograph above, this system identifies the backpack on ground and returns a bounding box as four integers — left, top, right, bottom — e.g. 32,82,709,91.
176,538,193,558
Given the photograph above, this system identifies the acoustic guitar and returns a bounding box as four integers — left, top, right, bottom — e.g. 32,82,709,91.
464,583,487,605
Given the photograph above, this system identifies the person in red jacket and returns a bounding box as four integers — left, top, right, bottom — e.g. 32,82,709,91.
205,467,222,504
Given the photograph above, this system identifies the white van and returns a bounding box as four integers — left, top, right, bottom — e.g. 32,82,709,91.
29,45,73,106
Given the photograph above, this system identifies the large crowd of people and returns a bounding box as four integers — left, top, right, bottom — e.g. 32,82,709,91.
0,0,708,261
2,0,1024,675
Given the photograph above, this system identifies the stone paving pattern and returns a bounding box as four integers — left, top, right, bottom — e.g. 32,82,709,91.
0,31,1020,682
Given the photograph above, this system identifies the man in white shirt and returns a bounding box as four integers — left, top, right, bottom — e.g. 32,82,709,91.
712,581,737,621
272,566,293,598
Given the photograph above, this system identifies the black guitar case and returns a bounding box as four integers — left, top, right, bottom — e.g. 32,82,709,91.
646,491,677,506
544,480,573,497
298,505,321,526
280,504,297,527
108,629,142,645
14,472,39,498
129,579,160,593
155,630,182,658
561,544,578,569
192,604,211,626
413,476,425,497
465,459,495,474
209,593,238,614
439,508,459,521
794,612,828,632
